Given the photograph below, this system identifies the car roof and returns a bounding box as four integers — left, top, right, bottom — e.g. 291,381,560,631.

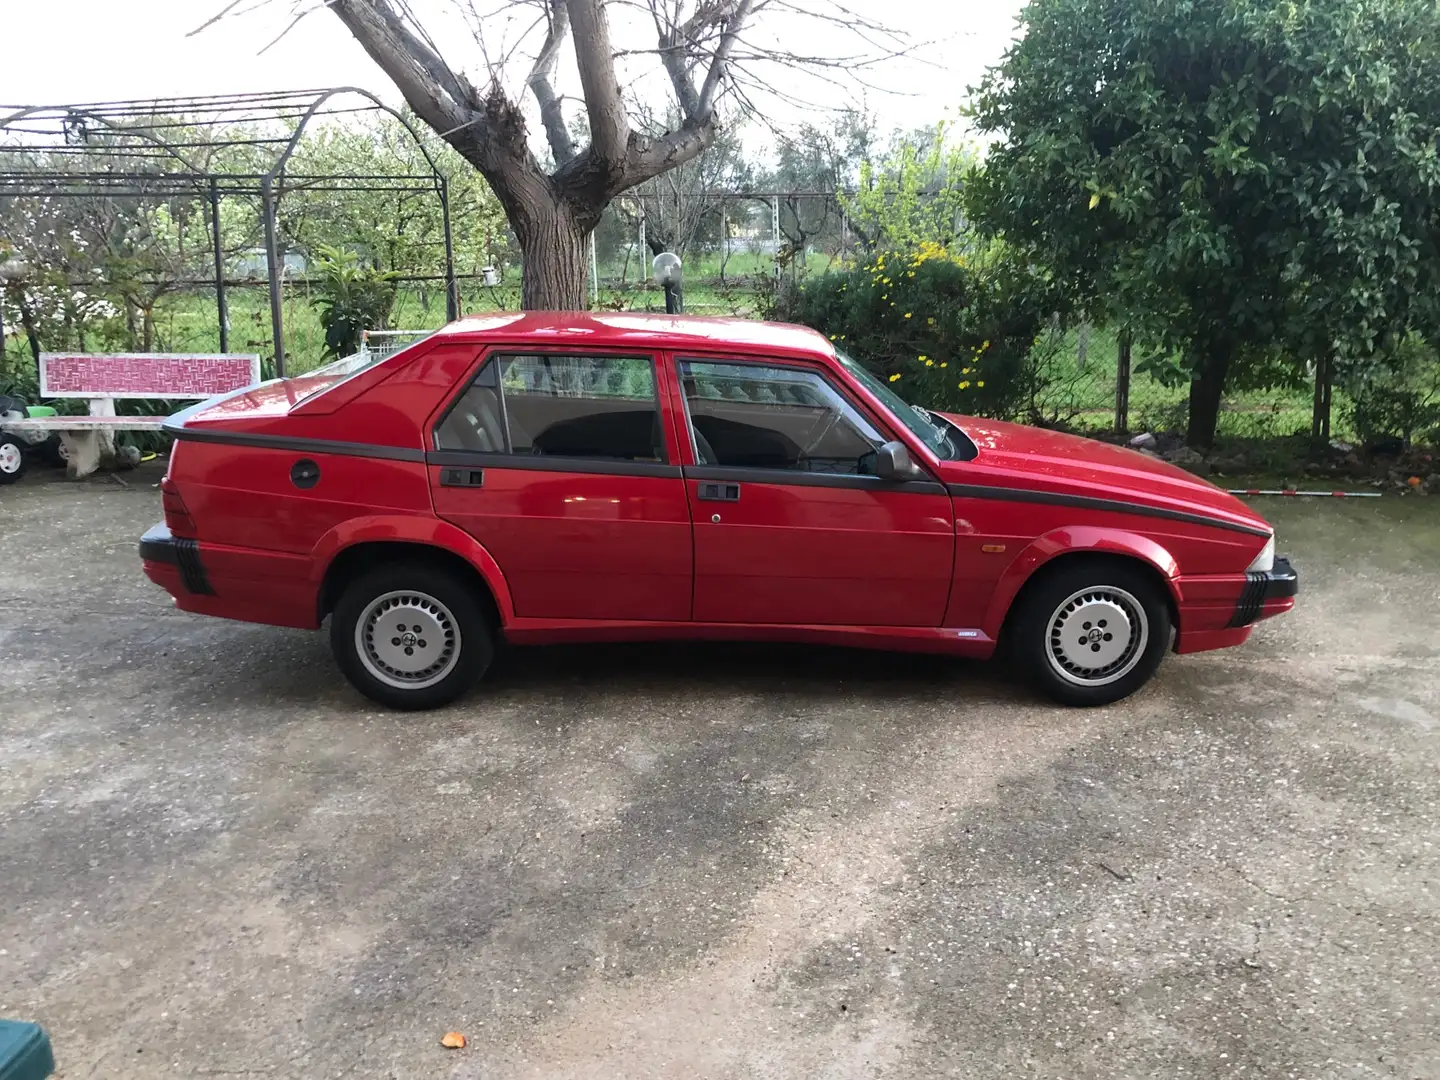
433,311,834,358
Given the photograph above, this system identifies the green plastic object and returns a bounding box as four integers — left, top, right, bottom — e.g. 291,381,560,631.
0,1021,54,1080
25,406,57,418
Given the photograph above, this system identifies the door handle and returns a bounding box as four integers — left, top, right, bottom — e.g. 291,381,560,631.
697,481,740,502
440,466,485,488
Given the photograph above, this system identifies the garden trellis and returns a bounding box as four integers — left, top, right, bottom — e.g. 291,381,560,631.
0,88,459,376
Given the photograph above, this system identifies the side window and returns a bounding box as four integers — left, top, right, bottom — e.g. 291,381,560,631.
435,353,664,462
434,360,504,452
680,360,885,475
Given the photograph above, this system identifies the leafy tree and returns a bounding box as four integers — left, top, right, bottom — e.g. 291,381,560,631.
283,113,509,294
762,109,878,271
968,0,1440,447
843,123,973,255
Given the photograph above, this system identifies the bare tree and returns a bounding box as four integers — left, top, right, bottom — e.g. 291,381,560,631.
204,0,908,309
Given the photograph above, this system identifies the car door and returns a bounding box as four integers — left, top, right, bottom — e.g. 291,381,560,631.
429,349,693,622
674,355,955,627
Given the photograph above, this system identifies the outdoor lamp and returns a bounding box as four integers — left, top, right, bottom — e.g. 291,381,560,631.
652,252,683,314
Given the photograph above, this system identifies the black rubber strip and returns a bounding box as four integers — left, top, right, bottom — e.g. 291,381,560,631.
425,451,682,479
138,524,213,595
683,465,947,495
165,422,426,462
946,482,1273,537
173,537,214,595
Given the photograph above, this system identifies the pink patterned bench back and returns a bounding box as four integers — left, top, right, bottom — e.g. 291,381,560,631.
39,353,262,400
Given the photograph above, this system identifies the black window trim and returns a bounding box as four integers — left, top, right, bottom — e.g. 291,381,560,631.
432,347,670,468
674,353,946,494
426,449,682,479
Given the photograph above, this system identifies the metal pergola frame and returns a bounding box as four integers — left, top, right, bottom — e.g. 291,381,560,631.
0,88,460,376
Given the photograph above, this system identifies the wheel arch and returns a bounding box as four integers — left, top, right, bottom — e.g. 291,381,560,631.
311,517,514,629
984,528,1182,645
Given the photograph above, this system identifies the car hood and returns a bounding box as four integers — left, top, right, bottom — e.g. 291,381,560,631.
937,414,1271,534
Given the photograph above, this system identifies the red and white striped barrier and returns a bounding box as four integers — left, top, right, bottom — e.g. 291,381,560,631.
1228,489,1382,498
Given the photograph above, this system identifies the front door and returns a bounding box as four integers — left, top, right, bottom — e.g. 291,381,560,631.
430,350,692,622
676,357,955,627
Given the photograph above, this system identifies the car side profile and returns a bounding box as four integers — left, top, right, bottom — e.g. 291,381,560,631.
139,312,1297,709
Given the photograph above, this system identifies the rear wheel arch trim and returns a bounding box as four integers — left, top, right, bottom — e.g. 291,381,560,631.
311,518,515,627
984,529,1181,640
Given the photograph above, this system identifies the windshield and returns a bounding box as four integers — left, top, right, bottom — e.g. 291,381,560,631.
836,350,968,461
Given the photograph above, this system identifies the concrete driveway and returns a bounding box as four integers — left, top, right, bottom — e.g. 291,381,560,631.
1,466,1437,1079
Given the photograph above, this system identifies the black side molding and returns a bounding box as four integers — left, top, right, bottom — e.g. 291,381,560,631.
946,482,1273,537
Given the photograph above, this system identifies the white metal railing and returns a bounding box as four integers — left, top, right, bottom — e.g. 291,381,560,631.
357,329,437,363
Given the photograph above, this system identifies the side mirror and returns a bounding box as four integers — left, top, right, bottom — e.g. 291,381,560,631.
873,439,925,481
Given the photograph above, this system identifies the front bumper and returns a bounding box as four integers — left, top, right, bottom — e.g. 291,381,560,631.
139,522,213,595
1228,556,1298,628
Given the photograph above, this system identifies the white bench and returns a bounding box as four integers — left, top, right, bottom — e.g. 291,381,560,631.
0,353,260,478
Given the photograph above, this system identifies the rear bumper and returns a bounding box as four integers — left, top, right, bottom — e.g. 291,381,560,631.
140,521,320,629
1228,556,1298,628
139,523,213,595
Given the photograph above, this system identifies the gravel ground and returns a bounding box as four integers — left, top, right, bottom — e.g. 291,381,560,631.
1,465,1437,1079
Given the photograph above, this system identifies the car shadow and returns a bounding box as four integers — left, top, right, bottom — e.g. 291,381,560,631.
486,638,1018,701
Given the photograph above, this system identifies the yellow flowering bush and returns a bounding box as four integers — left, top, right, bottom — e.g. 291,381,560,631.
778,246,1049,419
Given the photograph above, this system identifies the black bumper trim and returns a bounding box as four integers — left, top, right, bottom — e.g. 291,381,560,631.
139,523,214,596
1229,556,1297,627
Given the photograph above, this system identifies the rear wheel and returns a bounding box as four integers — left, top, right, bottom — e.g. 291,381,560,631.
330,563,493,710
0,435,26,484
1010,559,1171,707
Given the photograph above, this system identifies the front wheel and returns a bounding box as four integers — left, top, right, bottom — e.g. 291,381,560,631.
330,563,493,710
1010,560,1172,707
0,435,27,484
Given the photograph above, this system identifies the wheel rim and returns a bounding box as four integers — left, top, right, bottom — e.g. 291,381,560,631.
0,442,22,474
355,590,462,691
1045,585,1149,688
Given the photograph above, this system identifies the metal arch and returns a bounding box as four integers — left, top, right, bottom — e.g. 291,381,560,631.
262,86,447,183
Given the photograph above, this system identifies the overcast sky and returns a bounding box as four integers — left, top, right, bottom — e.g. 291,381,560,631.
0,0,1028,143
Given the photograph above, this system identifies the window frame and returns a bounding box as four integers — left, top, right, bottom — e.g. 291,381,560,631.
672,353,945,492
430,346,681,477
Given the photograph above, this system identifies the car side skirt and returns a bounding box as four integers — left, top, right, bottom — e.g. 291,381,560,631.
503,618,998,658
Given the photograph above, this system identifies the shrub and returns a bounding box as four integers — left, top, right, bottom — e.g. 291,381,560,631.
776,244,1051,421
311,245,399,360
1344,335,1440,447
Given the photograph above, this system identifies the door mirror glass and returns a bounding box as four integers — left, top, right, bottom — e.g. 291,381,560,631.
873,440,924,481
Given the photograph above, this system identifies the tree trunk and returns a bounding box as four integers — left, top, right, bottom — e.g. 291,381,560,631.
1185,347,1231,449
11,287,42,364
516,208,591,310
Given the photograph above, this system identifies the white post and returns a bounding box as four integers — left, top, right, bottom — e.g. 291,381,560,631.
590,231,599,308
89,396,117,462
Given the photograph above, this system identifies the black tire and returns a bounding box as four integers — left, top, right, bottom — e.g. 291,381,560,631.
0,435,27,485
1009,558,1172,707
41,435,67,468
330,562,493,710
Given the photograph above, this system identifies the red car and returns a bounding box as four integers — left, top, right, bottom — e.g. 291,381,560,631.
139,313,1296,710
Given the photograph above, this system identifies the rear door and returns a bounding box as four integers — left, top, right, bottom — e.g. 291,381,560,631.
674,356,955,627
429,349,693,622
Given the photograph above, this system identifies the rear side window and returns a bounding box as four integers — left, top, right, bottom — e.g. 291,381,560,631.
435,353,664,462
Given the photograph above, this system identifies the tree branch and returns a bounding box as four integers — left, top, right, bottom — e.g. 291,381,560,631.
566,0,631,165
329,0,475,136
526,0,578,166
